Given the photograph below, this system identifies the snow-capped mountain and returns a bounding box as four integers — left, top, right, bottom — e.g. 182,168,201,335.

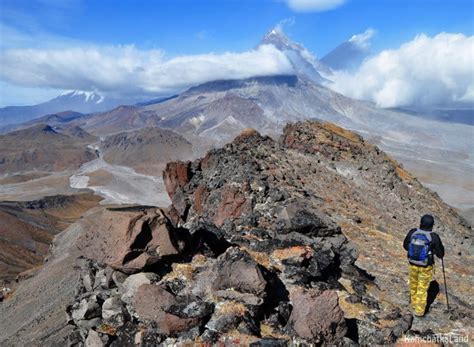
321,29,375,71
58,90,105,104
0,90,126,126
259,27,331,83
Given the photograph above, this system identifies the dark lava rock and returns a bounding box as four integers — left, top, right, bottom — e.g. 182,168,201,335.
60,121,470,347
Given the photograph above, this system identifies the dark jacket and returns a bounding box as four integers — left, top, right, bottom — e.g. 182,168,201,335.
403,228,445,266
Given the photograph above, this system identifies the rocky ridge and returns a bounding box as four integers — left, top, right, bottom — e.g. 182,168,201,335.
0,121,472,346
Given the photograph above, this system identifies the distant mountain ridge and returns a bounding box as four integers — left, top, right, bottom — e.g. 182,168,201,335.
321,39,369,71
321,30,374,71
1,27,472,208
0,123,97,173
101,127,193,175
0,90,136,127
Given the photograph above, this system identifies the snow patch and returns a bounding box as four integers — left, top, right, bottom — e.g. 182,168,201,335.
69,174,90,189
62,90,104,103
190,115,205,127
336,166,355,178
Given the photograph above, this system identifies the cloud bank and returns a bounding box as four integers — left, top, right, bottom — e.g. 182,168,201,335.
284,0,346,12
0,44,293,97
328,33,474,108
348,28,376,50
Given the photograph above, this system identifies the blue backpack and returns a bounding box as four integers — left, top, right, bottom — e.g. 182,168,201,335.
408,229,432,266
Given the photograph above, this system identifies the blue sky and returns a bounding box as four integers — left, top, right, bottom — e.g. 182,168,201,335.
0,0,473,106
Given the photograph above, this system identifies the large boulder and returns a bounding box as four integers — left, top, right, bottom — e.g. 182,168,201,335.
77,207,181,273
211,247,267,296
287,287,347,343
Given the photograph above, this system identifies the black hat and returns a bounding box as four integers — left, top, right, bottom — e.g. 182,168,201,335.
420,214,434,231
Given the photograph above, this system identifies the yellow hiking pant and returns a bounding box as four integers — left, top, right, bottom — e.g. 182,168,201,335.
409,264,433,316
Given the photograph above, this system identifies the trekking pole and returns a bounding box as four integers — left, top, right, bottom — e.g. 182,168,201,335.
441,258,450,311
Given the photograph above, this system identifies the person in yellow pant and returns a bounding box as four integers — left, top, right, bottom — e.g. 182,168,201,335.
404,215,444,317
409,264,433,316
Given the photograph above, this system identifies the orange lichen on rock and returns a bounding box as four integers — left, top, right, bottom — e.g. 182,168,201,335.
239,128,260,137
396,166,414,182
241,248,272,269
322,122,363,143
272,245,314,261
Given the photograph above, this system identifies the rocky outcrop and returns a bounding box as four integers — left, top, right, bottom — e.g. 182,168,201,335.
76,207,182,274
2,120,472,346
64,121,453,346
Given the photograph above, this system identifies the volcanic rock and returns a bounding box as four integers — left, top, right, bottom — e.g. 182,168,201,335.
76,207,180,273
102,297,125,326
2,120,472,346
85,329,105,347
71,296,101,321
287,287,346,343
121,272,159,304
211,247,267,296
131,284,208,335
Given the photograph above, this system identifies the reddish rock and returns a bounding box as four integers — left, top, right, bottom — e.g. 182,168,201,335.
287,288,346,343
214,185,251,227
163,161,191,199
194,185,209,213
78,208,179,273
132,284,201,335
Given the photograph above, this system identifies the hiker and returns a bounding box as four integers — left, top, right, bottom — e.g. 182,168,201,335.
403,214,445,317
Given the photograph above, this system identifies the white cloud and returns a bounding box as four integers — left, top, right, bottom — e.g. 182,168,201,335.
348,28,376,50
0,44,294,97
275,17,295,32
284,0,346,12
328,33,474,108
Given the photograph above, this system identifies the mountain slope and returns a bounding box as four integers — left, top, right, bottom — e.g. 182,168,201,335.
0,111,86,134
163,121,473,338
0,193,102,282
321,32,373,71
142,74,474,208
0,91,126,127
101,127,193,175
1,121,471,345
65,73,473,208
0,124,97,173
76,105,163,135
